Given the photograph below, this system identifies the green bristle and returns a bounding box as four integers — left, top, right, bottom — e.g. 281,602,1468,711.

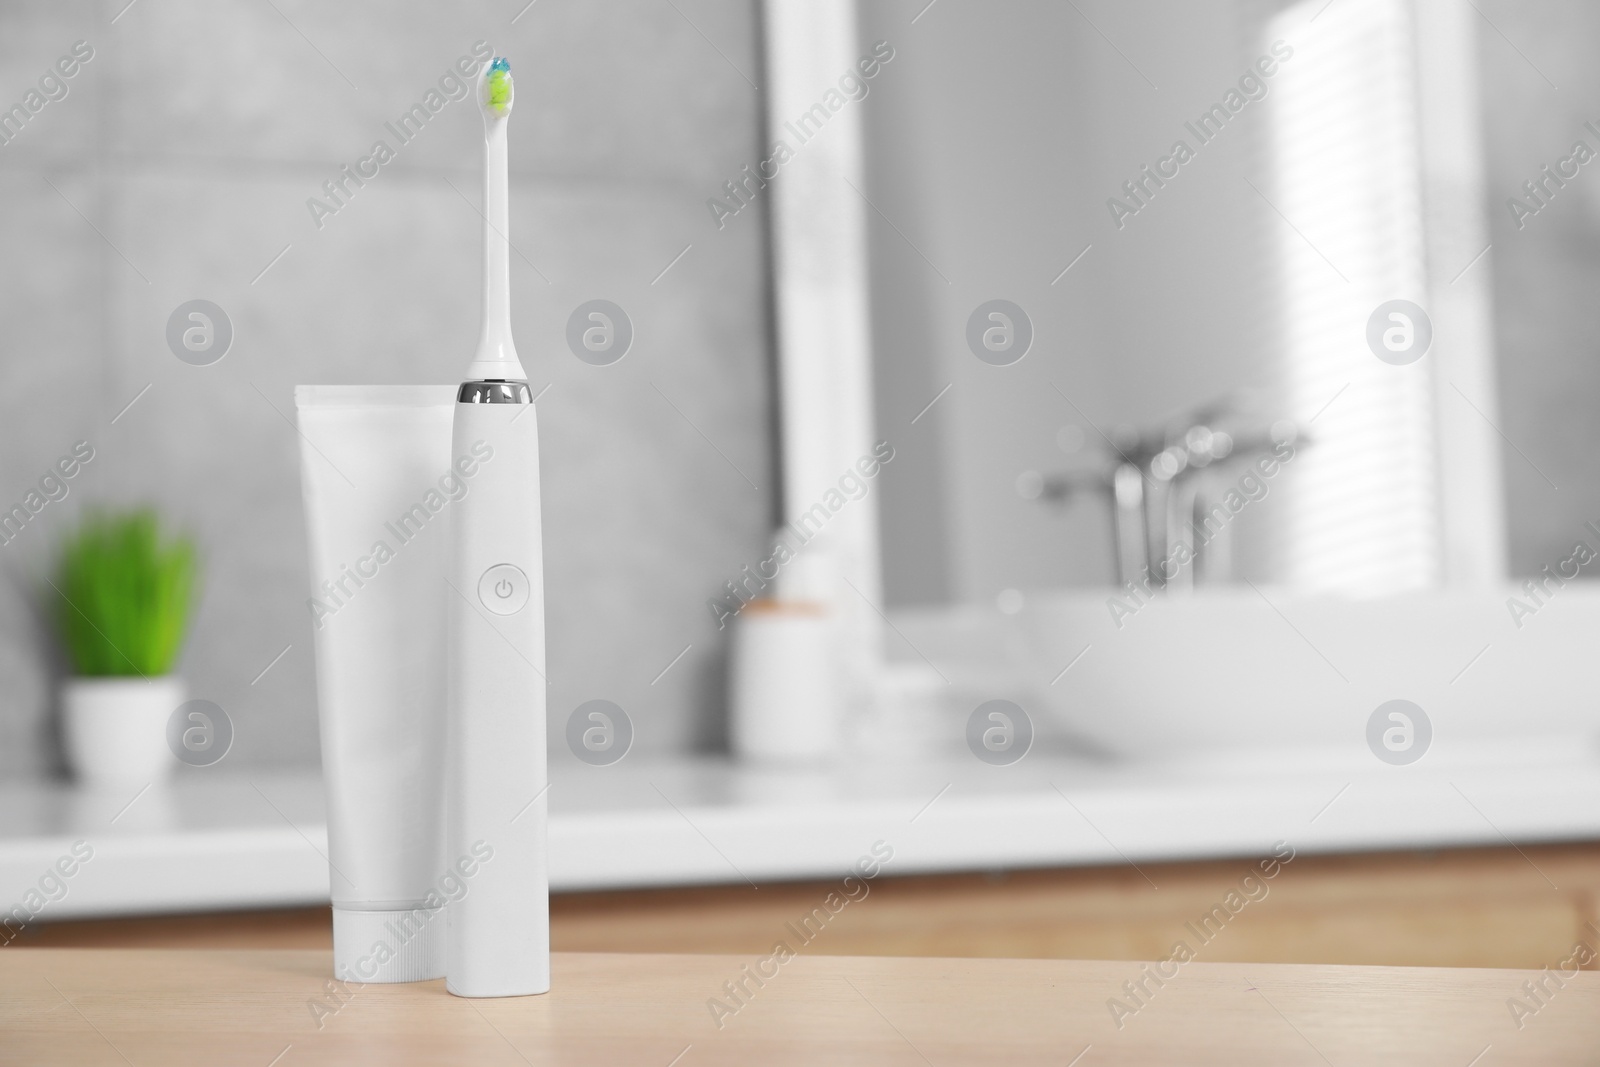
486,58,513,113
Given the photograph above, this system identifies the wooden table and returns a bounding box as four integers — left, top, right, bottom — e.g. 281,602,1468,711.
4,949,1597,1065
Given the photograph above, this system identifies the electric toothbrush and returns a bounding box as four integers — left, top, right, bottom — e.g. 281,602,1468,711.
446,55,550,998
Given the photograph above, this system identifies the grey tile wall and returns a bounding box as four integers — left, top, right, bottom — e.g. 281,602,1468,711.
0,0,774,776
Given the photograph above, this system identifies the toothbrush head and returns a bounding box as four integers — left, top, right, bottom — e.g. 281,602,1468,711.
483,57,513,115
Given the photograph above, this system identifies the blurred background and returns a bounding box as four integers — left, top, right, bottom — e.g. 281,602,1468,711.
5,0,1600,974
0,0,774,773
865,0,1586,602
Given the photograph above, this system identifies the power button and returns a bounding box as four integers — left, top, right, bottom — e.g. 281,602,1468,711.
477,563,530,616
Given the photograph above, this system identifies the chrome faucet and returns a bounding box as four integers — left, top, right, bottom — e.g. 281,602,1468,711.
1019,398,1302,588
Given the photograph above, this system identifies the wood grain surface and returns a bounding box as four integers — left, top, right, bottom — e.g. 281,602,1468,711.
3,949,1598,1065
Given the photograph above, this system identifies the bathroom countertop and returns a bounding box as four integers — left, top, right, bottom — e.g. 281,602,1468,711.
3,738,1600,919
6,948,1598,1063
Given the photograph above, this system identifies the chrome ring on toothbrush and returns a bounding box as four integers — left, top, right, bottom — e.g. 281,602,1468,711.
457,381,532,404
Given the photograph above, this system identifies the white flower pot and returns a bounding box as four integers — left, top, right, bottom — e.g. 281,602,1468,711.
61,676,184,788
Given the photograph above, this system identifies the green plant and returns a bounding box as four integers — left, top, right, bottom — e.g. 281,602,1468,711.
52,509,196,677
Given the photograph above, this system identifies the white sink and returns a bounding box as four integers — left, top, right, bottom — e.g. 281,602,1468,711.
892,585,1600,761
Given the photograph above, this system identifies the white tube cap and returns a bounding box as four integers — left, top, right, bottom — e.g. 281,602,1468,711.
332,906,446,984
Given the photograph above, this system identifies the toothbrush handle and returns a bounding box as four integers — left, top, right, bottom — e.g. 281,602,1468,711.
446,388,548,997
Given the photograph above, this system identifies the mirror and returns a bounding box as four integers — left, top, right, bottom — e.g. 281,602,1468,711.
857,0,1532,607
735,0,1600,763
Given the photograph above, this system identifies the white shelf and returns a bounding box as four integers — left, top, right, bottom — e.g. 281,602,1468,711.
4,739,1600,920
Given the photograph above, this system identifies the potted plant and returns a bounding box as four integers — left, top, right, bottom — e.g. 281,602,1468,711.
52,509,196,787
